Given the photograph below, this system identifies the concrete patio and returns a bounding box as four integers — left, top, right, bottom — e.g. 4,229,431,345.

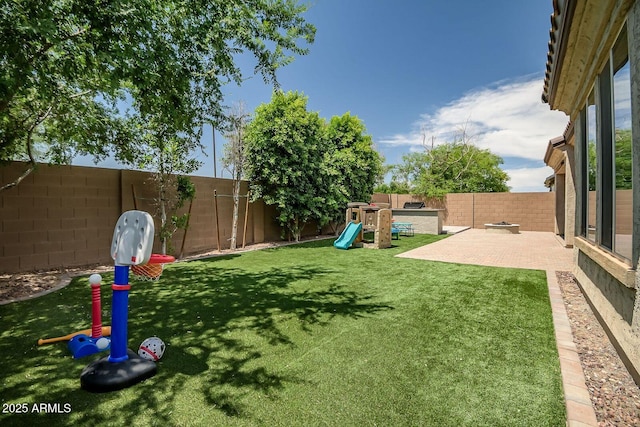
398,227,572,271
397,228,598,427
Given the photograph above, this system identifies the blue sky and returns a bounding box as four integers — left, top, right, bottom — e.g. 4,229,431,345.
80,0,570,192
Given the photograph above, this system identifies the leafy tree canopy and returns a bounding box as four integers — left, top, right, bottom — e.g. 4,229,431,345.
244,90,326,241
324,113,382,221
392,135,510,198
1,0,315,189
374,181,412,194
245,91,383,240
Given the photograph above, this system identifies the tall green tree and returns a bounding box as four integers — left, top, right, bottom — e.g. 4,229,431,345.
324,113,383,224
244,91,326,241
0,0,315,190
393,134,509,198
245,94,383,239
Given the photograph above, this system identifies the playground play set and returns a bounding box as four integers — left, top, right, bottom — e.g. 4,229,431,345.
334,202,396,250
37,210,173,392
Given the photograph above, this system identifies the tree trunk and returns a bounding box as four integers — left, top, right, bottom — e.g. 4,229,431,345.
293,217,300,242
230,175,241,250
160,179,168,255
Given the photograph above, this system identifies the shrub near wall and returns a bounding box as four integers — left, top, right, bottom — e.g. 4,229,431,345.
123,171,259,256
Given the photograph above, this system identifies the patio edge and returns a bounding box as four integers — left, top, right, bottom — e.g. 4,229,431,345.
546,270,599,427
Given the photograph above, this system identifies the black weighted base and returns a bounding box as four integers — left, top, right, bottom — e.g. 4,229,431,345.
80,349,157,393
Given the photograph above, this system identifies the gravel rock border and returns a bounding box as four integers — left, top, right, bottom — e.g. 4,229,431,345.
557,271,640,426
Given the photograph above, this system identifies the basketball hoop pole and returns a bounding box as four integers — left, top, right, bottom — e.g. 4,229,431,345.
109,265,131,363
81,210,157,392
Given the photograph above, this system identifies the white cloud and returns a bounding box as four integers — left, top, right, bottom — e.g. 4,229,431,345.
379,75,569,192
504,166,554,193
379,76,569,160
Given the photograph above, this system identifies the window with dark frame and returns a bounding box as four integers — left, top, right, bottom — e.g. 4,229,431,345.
580,23,633,263
597,57,614,251
612,24,633,261
586,90,597,243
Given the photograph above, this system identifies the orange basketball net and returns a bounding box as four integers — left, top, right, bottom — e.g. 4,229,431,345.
131,254,175,281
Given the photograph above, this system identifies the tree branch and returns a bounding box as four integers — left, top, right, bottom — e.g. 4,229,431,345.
34,26,89,60
1,27,90,114
0,106,53,191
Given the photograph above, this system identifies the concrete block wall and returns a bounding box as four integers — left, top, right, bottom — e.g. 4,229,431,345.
1,163,121,272
471,192,555,231
121,171,261,256
372,191,556,232
441,193,473,226
2,161,561,273
0,162,281,273
616,190,633,234
390,209,443,234
585,189,632,244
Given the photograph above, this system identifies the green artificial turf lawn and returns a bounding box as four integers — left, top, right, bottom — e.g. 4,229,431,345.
0,235,565,426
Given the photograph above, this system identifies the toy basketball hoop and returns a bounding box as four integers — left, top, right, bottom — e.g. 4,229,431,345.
131,254,175,281
110,210,174,280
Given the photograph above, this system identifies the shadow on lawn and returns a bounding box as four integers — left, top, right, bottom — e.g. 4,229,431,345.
132,261,391,419
0,256,392,425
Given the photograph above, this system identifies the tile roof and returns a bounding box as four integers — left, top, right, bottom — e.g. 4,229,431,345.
542,0,575,105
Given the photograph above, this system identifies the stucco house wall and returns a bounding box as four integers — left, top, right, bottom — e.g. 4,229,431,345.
542,0,640,380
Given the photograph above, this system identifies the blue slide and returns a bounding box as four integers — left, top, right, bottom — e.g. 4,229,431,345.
333,222,363,250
